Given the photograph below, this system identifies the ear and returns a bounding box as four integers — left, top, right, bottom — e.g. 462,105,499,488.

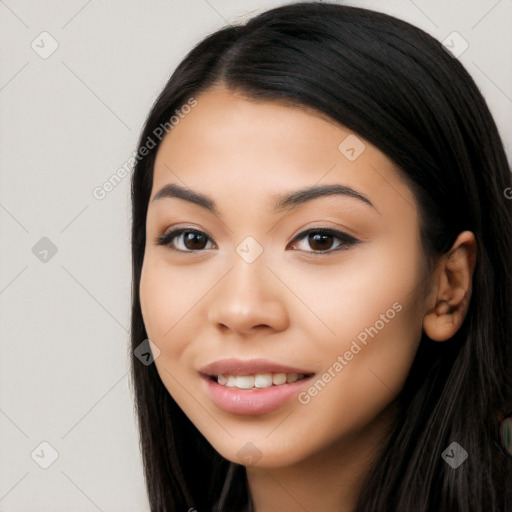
423,231,477,342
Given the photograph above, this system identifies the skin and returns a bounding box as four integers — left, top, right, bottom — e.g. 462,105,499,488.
139,85,476,512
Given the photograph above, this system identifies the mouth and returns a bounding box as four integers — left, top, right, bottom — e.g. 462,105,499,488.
198,357,314,390
207,372,310,390
198,358,315,415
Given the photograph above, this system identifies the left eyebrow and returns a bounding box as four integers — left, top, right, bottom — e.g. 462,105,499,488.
272,184,378,213
150,182,379,215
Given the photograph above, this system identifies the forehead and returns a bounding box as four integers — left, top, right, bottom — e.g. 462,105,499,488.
150,87,417,220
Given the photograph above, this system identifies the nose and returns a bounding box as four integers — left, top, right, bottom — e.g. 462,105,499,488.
207,256,290,336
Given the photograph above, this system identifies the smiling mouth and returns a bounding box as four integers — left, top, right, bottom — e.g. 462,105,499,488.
208,372,312,390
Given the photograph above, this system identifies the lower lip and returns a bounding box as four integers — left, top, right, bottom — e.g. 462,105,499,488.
201,374,314,415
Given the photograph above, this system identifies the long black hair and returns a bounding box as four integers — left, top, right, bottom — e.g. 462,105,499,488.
129,2,512,510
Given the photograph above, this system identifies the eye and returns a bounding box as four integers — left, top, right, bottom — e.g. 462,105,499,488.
155,227,359,254
288,228,359,254
155,228,216,252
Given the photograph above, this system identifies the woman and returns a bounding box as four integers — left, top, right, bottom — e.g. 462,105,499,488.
129,2,512,510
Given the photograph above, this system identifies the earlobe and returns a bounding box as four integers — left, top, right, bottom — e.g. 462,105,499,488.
422,231,477,342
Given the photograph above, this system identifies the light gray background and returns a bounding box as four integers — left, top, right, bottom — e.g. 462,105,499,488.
1,0,511,510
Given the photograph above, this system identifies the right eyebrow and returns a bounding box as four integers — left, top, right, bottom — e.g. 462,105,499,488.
151,183,218,214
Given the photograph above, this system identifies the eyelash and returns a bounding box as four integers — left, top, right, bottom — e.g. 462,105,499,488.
155,227,359,255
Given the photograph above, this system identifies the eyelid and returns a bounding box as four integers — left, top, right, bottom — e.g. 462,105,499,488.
155,226,360,254
155,227,217,252
288,227,359,254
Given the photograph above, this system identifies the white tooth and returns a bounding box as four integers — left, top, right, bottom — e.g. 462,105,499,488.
272,373,287,385
254,373,273,388
226,375,237,387
236,375,255,389
286,373,299,383
217,374,227,385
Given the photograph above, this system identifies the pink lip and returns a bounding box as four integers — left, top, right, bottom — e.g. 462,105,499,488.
198,358,315,415
201,375,314,415
198,357,313,376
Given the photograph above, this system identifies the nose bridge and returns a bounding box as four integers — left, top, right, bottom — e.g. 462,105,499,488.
207,246,289,333
226,252,268,307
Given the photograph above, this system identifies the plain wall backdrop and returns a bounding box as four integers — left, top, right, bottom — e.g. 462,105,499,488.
1,0,511,510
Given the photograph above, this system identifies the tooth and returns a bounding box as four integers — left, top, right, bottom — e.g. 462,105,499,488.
226,375,237,387
272,373,287,385
254,373,273,388
217,373,306,388
236,375,255,389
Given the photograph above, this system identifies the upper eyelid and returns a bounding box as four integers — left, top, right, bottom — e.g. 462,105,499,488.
290,228,359,249
156,226,358,251
155,227,216,247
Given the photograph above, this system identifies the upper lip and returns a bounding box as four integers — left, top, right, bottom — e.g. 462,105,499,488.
198,358,314,376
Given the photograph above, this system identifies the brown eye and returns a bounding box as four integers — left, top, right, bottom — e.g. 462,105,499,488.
156,228,215,252
155,227,358,254
289,228,359,254
308,232,336,251
181,231,209,250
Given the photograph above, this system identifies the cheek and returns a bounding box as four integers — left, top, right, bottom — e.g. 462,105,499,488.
292,238,421,371
294,240,424,428
139,255,200,405
139,255,198,344
138,252,222,407
282,236,423,354
295,307,421,461
139,258,166,342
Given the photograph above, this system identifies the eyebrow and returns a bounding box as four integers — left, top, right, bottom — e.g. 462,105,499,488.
151,183,378,214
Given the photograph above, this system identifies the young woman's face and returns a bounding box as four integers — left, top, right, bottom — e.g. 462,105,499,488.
139,86,430,468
